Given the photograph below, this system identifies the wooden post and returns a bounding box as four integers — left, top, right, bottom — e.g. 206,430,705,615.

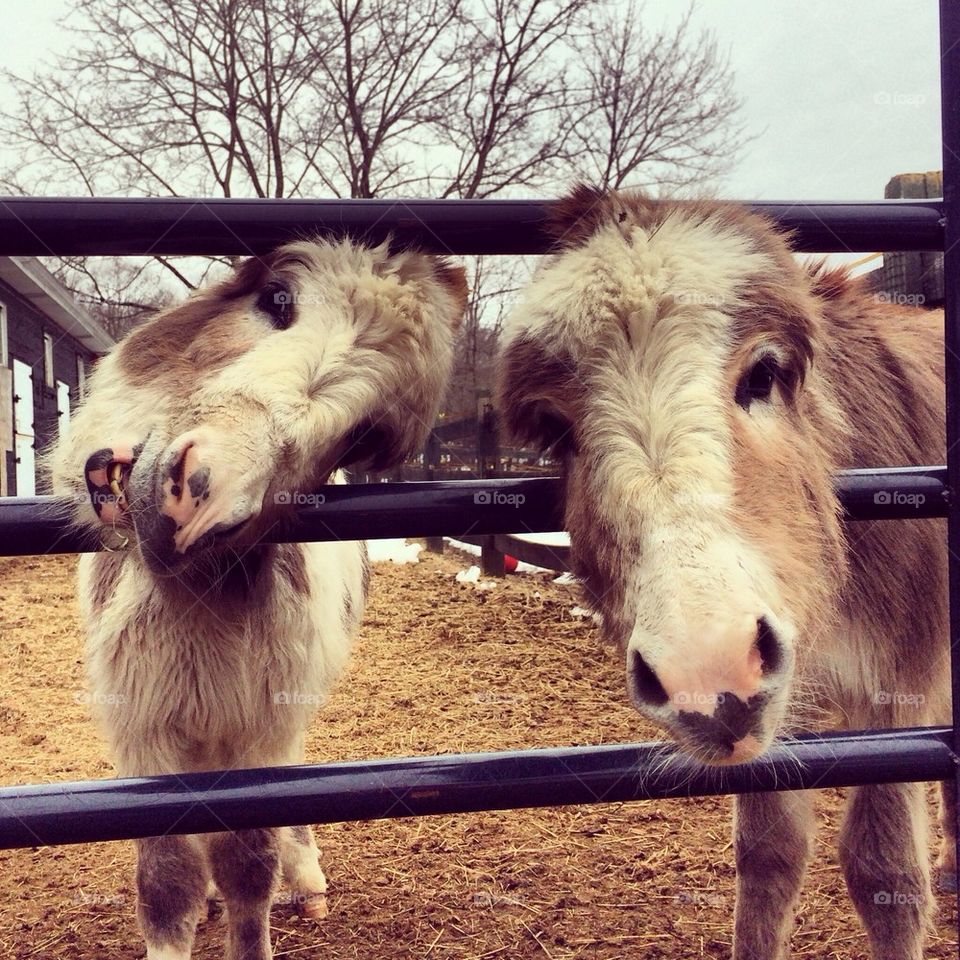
480,536,506,577
475,393,505,575
424,429,444,553
476,391,499,480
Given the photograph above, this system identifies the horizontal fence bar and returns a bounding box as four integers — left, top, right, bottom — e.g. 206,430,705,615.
0,727,952,849
0,466,946,557
458,533,572,571
0,197,945,256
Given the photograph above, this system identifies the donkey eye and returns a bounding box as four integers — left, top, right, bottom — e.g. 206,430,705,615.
256,281,295,330
532,408,577,457
735,355,780,410
338,420,395,471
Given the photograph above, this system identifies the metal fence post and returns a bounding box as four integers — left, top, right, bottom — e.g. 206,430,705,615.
423,429,445,553
939,3,960,951
477,393,506,576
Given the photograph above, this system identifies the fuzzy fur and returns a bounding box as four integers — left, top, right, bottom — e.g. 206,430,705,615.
50,237,465,960
495,185,948,959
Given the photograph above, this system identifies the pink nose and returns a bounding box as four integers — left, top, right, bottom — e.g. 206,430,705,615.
628,615,782,715
156,437,246,554
658,643,762,715
159,440,209,531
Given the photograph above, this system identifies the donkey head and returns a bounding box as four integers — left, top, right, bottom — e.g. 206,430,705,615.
53,239,466,575
496,187,848,764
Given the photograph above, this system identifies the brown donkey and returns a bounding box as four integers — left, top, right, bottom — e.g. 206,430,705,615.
495,185,950,960
51,238,466,960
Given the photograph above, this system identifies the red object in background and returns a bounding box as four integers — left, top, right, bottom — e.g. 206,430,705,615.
504,554,519,573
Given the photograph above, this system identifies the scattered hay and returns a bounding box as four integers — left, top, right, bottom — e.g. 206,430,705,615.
0,550,954,959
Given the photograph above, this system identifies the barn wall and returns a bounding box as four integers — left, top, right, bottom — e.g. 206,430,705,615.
1,278,99,495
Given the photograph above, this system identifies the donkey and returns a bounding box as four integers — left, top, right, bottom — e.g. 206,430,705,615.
495,185,950,960
51,237,466,960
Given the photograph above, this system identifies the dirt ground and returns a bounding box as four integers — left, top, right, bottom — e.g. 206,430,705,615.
0,549,955,960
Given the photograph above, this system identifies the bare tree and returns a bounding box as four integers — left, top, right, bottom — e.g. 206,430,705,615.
568,3,746,190
3,0,324,200
293,0,470,198
1,0,330,326
444,256,532,416
1,0,745,341
438,0,590,198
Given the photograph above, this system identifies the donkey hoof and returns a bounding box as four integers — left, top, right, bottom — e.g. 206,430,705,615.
206,896,225,921
296,892,329,920
936,865,958,893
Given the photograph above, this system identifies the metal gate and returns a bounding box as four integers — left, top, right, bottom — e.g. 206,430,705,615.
0,2,958,951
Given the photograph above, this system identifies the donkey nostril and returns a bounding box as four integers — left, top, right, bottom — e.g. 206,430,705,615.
164,441,194,496
755,616,782,674
628,651,669,707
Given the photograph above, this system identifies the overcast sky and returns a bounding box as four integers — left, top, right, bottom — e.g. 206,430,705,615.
2,0,944,202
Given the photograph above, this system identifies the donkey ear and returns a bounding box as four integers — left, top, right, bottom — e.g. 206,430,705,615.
432,260,468,328
546,184,612,250
494,333,580,456
219,250,282,301
337,416,407,472
377,245,469,327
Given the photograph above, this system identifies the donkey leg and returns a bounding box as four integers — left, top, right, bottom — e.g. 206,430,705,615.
280,824,329,919
208,828,280,960
732,790,814,960
937,779,958,892
136,835,207,960
839,781,931,960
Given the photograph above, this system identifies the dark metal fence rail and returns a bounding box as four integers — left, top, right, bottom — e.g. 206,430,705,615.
0,728,951,849
0,466,948,556
0,196,945,256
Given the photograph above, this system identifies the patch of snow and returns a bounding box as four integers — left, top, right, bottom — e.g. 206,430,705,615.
510,532,571,547
366,539,423,565
455,565,498,591
446,537,482,557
